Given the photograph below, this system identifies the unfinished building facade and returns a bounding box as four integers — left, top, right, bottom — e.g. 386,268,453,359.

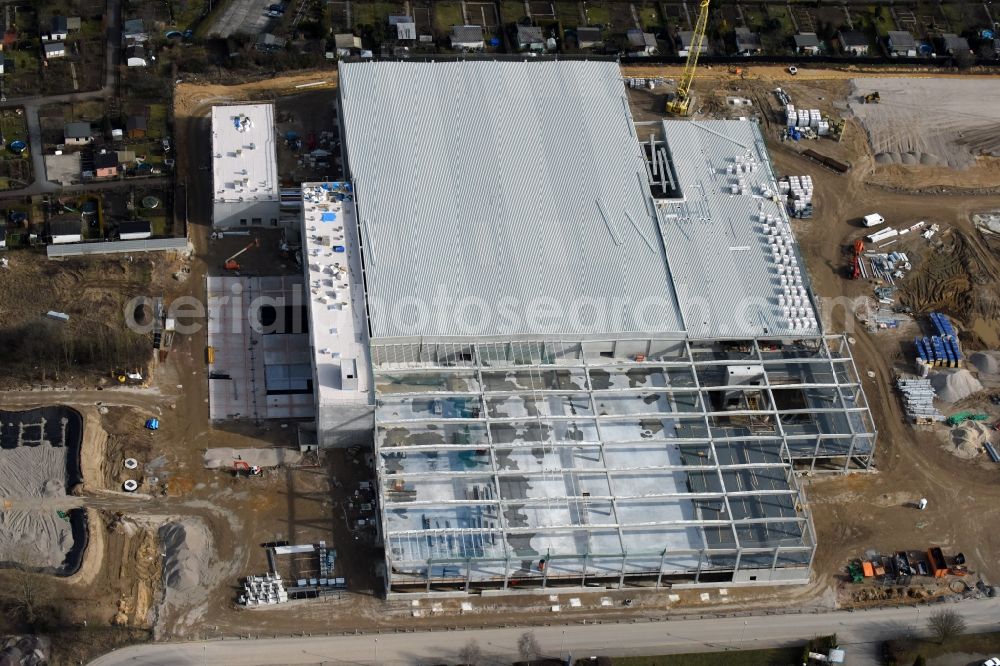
335,60,876,596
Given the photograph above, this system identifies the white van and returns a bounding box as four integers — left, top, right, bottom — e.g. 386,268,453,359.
863,213,885,227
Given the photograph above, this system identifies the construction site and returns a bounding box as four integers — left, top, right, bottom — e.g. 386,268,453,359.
0,33,999,665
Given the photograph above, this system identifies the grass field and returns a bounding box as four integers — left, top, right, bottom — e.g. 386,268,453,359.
613,647,802,666
583,1,612,27
500,0,526,24
887,630,1000,664
434,2,465,33
352,1,405,28
637,2,661,31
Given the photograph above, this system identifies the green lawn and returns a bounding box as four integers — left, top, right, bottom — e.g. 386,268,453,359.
613,647,802,666
638,3,661,31
351,1,404,28
583,1,612,27
0,111,28,144
146,104,168,138
171,0,210,29
434,2,464,32
554,1,583,27
887,630,1000,665
499,0,526,24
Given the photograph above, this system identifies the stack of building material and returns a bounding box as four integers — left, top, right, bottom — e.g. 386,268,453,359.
915,312,962,370
785,104,796,127
782,176,813,218
809,109,821,129
238,573,289,606
896,377,945,422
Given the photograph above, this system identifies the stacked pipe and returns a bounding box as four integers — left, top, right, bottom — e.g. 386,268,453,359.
896,377,945,422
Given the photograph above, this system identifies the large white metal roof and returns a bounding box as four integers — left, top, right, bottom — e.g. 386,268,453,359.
338,60,684,341
657,120,820,339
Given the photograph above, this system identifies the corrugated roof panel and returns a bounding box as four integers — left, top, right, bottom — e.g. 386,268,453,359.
338,60,685,340
657,120,821,339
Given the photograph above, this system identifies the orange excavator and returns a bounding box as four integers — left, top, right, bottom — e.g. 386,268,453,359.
850,239,865,279
233,460,262,477
223,238,260,271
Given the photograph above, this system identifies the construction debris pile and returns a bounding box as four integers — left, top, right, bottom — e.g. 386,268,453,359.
914,312,964,371
896,377,945,422
778,175,813,218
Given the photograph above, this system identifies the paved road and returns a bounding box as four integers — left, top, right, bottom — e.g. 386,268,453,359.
0,0,121,197
90,598,1000,665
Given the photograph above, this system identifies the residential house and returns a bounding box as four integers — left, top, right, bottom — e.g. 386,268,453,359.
44,42,66,58
0,227,6,249
517,25,545,51
733,27,762,55
627,29,657,54
940,33,971,55
450,25,484,50
677,30,707,56
388,15,416,41
334,33,362,55
126,115,147,138
49,218,82,244
64,122,93,146
125,44,147,66
256,32,286,51
793,32,821,55
576,26,602,49
0,54,11,75
94,150,119,178
48,16,68,41
887,30,916,56
115,150,136,165
3,30,16,48
118,220,152,240
837,30,869,55
123,18,147,42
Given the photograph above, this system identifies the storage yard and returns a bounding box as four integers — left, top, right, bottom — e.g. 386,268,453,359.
2,63,1000,664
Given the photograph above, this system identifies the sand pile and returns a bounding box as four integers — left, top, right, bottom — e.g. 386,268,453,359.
203,447,302,469
930,369,983,403
946,421,991,459
969,351,1000,377
0,444,75,570
159,520,212,599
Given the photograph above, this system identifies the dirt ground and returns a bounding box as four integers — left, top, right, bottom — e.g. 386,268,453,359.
0,250,188,389
4,67,1000,661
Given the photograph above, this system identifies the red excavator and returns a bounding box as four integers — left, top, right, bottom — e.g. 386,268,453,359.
850,239,865,279
223,238,260,271
233,460,262,477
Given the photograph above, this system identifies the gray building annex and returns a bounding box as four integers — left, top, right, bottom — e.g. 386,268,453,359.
334,60,876,596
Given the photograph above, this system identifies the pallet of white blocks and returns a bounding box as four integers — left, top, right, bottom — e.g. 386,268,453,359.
238,573,289,606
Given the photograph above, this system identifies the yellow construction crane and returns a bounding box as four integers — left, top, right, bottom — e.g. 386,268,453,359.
666,0,710,115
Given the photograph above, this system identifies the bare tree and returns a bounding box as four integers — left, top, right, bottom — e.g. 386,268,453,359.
1,565,52,629
927,608,966,644
457,638,482,665
517,631,541,661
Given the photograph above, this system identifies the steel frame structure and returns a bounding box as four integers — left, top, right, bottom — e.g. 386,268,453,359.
371,335,876,595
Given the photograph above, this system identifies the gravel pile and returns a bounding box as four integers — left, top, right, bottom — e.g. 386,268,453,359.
930,368,983,403
160,520,211,597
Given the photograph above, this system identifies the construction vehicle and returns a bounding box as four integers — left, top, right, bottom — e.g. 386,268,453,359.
666,0,710,115
223,238,260,271
850,239,865,280
233,460,262,477
863,91,880,104
728,65,747,78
